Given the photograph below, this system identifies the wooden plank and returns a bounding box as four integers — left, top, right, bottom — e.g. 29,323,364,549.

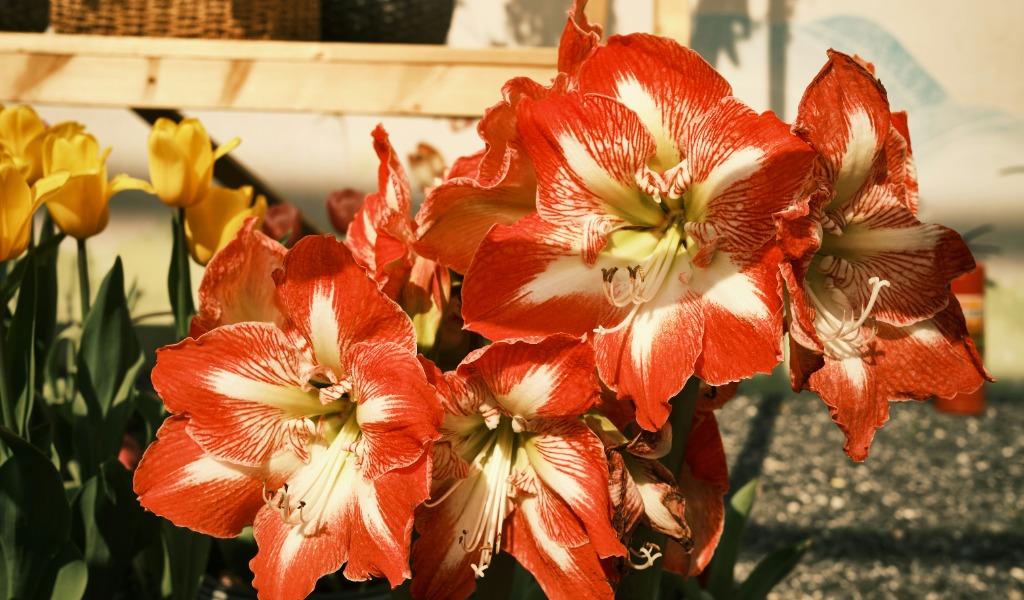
0,33,558,117
653,0,692,45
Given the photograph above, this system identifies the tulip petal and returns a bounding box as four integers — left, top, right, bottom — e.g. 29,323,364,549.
148,129,193,206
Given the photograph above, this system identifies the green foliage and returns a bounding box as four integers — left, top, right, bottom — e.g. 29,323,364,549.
167,210,195,340
670,479,811,600
0,428,86,600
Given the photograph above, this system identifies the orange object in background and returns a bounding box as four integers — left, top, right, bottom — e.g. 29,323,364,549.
935,264,986,415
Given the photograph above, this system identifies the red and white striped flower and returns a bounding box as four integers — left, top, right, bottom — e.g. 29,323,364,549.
412,336,624,600
134,235,442,599
779,51,990,460
345,125,451,351
413,0,602,274
461,35,816,431
189,216,286,337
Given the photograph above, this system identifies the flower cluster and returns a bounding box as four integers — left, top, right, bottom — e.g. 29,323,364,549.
127,2,988,599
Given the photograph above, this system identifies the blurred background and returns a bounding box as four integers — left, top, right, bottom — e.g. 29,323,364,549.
3,0,1022,597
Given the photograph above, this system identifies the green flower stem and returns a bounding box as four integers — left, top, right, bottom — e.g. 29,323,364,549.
615,377,702,600
169,208,196,340
77,238,91,319
0,304,14,433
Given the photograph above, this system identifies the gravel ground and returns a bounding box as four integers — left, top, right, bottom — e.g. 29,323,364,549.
716,383,1024,599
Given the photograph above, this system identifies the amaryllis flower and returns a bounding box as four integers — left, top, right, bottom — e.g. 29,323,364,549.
189,217,286,337
462,35,815,431
779,50,990,461
413,0,601,274
134,235,442,599
346,125,451,350
412,336,625,600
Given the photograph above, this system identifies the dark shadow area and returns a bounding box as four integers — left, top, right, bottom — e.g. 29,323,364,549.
741,522,1024,564
727,393,783,497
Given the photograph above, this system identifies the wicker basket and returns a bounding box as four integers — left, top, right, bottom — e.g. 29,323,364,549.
50,0,320,40
321,0,455,44
0,0,49,32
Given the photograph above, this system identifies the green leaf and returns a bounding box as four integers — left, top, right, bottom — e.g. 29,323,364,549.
167,210,195,341
36,540,88,600
71,459,145,599
734,538,811,600
76,258,145,476
7,249,40,437
0,427,73,600
160,520,211,600
0,228,65,306
704,479,759,600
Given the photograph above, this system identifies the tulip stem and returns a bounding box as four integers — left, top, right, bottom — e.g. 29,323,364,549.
0,304,15,433
77,238,91,319
168,208,196,340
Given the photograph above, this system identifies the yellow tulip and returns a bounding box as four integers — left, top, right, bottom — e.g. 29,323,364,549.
148,118,240,208
41,131,151,240
0,105,48,184
184,185,267,265
0,153,69,261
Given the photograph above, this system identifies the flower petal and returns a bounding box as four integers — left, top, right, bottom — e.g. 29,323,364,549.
664,412,728,577
410,474,483,600
793,50,891,208
349,341,442,481
251,451,430,598
133,416,300,537
462,214,631,340
577,34,732,171
804,293,991,461
191,217,286,336
689,249,784,385
413,149,537,274
592,271,702,431
517,92,662,229
820,183,975,326
506,495,615,600
152,323,321,466
684,98,816,254
274,235,416,373
525,419,624,559
458,336,601,422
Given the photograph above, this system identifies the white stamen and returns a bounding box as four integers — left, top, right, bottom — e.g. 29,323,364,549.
456,420,516,579
628,542,663,570
806,276,891,354
596,217,685,336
